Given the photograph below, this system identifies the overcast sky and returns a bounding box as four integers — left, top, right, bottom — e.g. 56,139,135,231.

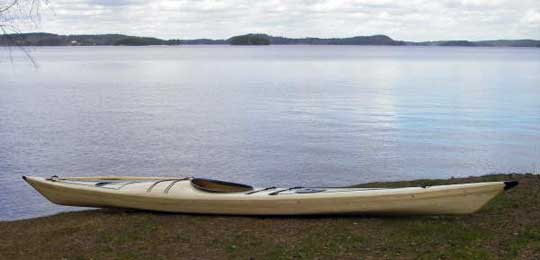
25,0,540,41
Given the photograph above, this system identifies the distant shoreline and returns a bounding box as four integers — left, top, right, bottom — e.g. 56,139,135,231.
1,32,539,47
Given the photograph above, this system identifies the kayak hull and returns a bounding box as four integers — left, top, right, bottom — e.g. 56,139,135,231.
23,176,512,215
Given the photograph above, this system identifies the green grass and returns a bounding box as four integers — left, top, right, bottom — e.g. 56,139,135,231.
1,174,539,260
506,228,540,258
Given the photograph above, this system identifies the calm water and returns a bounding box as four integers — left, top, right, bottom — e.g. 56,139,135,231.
1,46,539,220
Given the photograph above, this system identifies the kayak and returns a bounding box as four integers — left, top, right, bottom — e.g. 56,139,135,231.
23,175,518,215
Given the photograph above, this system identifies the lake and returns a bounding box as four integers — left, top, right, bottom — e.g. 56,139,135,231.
1,45,539,220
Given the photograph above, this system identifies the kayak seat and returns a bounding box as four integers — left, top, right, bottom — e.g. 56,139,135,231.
95,181,113,187
191,178,254,193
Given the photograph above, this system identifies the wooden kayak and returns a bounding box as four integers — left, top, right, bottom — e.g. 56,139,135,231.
23,175,518,215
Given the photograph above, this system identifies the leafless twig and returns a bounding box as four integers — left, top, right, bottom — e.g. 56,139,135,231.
0,0,47,67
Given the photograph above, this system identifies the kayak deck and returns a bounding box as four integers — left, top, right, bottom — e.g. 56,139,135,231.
23,176,518,216
34,176,390,195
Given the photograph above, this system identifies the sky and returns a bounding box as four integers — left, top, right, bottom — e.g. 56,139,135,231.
18,0,540,41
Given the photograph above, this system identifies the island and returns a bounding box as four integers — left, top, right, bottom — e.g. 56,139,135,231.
228,34,271,45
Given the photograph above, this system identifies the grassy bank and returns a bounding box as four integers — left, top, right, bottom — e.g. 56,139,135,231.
1,174,539,259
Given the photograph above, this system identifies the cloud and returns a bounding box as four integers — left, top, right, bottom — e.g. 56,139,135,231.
88,0,146,7
27,0,540,40
522,9,540,25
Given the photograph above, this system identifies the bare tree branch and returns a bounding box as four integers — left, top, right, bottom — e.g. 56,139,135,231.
0,0,19,13
0,0,47,66
0,24,38,66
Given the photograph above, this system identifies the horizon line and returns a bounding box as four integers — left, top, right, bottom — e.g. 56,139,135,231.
14,31,540,42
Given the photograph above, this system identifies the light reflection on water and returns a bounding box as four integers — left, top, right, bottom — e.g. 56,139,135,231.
0,46,539,220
